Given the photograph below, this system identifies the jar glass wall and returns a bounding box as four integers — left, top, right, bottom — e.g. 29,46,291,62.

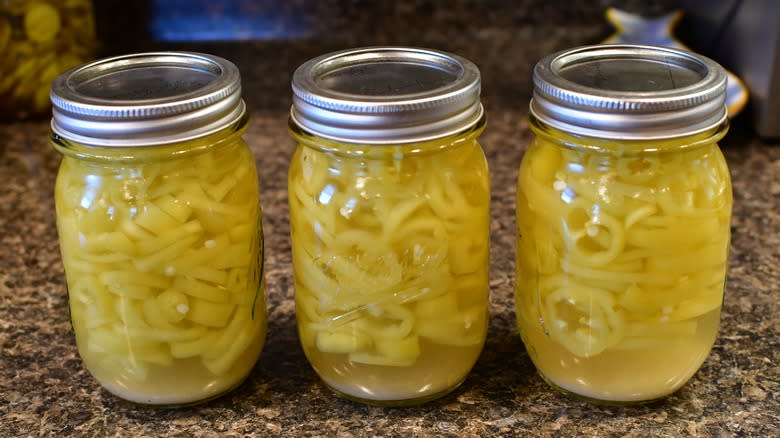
53,122,267,406
288,120,490,406
515,117,732,403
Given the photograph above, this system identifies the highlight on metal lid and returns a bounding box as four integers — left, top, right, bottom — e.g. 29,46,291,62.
530,44,728,140
50,51,246,147
290,46,483,144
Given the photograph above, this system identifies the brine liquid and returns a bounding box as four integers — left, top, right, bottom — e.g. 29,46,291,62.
78,328,265,405
306,339,483,402
521,308,721,402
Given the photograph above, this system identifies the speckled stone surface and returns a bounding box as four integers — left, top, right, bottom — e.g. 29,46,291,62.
1,6,779,436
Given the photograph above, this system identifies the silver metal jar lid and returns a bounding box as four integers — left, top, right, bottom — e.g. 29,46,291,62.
290,46,483,144
530,44,728,140
50,52,246,147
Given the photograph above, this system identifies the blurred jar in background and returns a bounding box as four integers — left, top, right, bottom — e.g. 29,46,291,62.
0,0,95,119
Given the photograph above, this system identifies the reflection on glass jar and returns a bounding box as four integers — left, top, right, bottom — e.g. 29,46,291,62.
0,0,95,118
50,52,267,406
516,44,733,404
288,47,490,406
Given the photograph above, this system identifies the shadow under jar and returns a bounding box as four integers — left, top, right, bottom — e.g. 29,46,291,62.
50,52,267,406
515,45,733,404
288,47,490,406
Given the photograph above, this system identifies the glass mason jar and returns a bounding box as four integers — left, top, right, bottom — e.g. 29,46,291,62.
50,52,267,406
288,47,490,406
515,45,733,404
0,0,95,119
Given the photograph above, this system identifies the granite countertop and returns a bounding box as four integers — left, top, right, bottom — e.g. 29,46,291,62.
2,20,780,438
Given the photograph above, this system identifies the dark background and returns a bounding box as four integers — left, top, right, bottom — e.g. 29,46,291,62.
88,1,742,108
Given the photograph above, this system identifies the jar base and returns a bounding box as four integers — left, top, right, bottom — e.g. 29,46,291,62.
322,379,465,407
536,371,673,407
97,372,252,408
